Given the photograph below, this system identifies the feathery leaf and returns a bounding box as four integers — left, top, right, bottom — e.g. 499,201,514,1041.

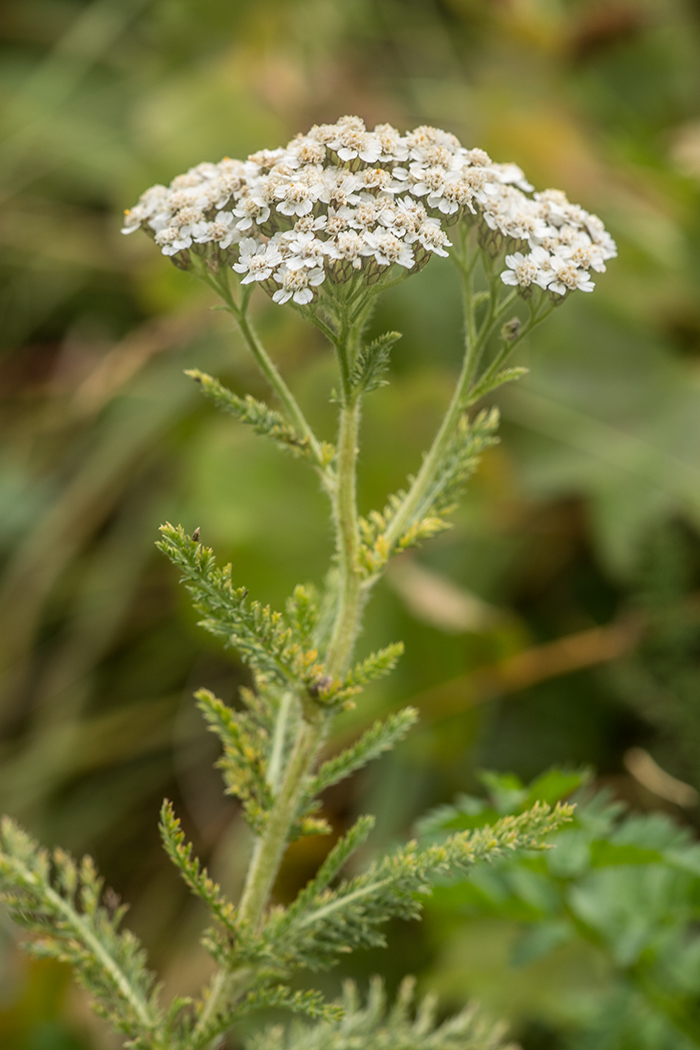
247,976,516,1050
0,817,162,1047
196,689,273,832
158,525,354,706
345,643,405,689
309,708,419,797
187,369,328,462
254,803,573,972
468,366,528,403
357,408,499,575
159,801,237,934
350,333,401,394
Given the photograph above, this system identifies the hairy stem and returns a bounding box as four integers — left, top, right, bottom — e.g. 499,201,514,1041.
325,393,364,677
324,311,367,678
267,690,294,794
235,308,326,469
197,710,327,1047
195,965,254,1050
237,712,326,931
208,270,330,481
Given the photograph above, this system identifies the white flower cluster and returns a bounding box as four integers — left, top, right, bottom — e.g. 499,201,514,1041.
498,188,617,297
122,116,616,304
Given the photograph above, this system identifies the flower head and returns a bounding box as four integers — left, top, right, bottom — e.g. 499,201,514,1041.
123,116,615,307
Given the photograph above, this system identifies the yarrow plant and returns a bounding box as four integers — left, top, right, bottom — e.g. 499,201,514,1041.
0,117,616,1050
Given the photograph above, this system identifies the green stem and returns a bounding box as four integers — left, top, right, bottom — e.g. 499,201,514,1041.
237,712,326,931
321,311,367,678
207,270,331,482
235,308,328,472
267,691,293,794
465,298,554,404
325,393,364,677
195,966,253,1050
196,709,327,1047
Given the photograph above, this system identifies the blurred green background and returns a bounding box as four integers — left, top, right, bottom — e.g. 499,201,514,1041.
2,0,700,1046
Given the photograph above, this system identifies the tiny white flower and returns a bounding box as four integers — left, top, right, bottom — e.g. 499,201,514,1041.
362,231,414,268
340,200,380,230
287,135,327,167
233,195,271,230
501,246,553,289
284,232,327,270
492,162,534,192
121,210,142,234
272,264,325,305
332,130,382,164
413,219,452,257
327,231,365,267
463,148,491,166
275,178,321,217
245,148,286,174
373,122,409,162
232,238,282,283
547,256,595,295
155,226,192,255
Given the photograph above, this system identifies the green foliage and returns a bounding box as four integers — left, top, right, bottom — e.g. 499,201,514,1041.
350,333,402,395
309,707,419,796
248,976,515,1050
276,815,377,927
157,524,355,708
159,801,237,935
186,370,335,464
240,986,343,1023
5,3,700,1049
196,688,274,834
0,794,569,1049
467,366,529,404
345,643,405,688
251,803,573,973
286,585,321,650
157,523,309,688
423,770,700,1049
357,408,500,574
0,817,162,1049
192,986,342,1048
420,409,500,522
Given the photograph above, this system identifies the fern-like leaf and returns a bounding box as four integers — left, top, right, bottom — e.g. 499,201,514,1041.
247,976,516,1050
158,525,352,705
356,409,499,575
467,366,528,403
0,817,162,1048
350,332,401,394
196,689,273,833
309,708,419,797
255,803,573,972
158,524,298,686
345,643,405,689
401,408,500,536
187,369,327,462
283,816,376,925
189,983,341,1050
159,801,237,935
286,585,320,649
